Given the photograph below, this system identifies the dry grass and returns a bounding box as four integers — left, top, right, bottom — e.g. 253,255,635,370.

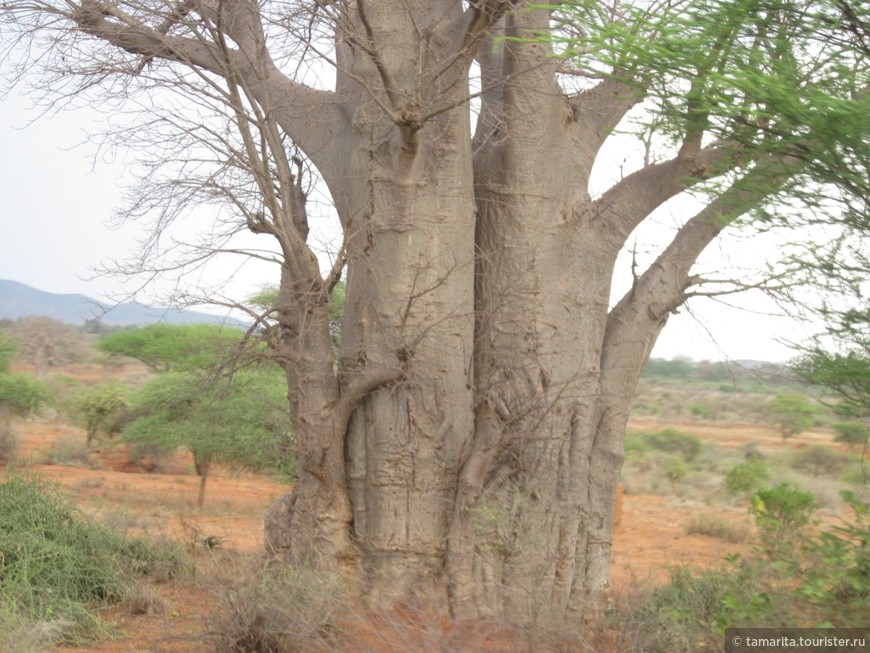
685,512,750,543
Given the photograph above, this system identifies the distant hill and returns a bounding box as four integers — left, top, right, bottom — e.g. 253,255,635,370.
0,279,244,327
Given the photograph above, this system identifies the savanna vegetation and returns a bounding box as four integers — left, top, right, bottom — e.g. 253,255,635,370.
2,0,868,626
0,317,868,650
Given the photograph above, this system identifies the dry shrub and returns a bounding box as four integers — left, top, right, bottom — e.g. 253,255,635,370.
123,581,167,616
0,421,18,460
41,436,93,467
209,563,345,653
685,513,749,543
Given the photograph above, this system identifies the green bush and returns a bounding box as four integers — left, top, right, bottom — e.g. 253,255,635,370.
630,428,703,461
0,472,189,646
724,460,770,496
0,373,51,417
69,381,131,446
833,422,869,451
690,402,718,420
795,491,870,626
0,331,17,373
841,465,869,485
623,431,650,457
751,483,817,549
624,566,735,651
664,456,688,485
790,445,856,477
623,494,870,643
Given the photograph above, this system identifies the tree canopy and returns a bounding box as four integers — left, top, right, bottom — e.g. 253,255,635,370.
124,367,293,506
99,324,246,373
794,307,870,418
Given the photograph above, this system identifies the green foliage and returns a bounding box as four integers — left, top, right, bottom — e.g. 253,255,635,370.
640,428,703,461
625,489,870,642
626,566,735,651
553,0,870,226
751,483,818,548
0,373,51,418
664,456,688,485
768,393,818,441
724,460,770,496
789,445,856,478
70,381,131,445
0,330,17,373
642,357,694,380
794,492,870,626
833,422,869,451
249,280,347,345
98,324,244,372
794,307,870,421
124,368,294,482
690,402,718,420
0,472,189,646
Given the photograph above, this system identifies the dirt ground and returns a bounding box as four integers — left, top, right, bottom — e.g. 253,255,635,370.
6,370,829,653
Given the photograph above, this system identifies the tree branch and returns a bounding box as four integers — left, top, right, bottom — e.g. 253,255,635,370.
62,1,341,176
588,141,750,245
334,368,404,438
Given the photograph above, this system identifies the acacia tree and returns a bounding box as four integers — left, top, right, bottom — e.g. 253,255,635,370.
99,323,245,372
1,0,867,626
125,368,292,508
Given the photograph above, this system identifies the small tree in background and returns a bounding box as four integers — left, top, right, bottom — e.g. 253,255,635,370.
724,460,771,497
751,483,818,551
71,381,131,447
769,394,818,443
124,369,292,508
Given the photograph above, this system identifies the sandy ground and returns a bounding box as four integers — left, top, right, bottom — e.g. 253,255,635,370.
7,364,822,653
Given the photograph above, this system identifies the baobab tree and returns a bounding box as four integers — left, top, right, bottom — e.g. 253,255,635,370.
1,0,867,627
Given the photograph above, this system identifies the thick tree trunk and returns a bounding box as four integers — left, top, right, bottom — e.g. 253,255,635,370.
251,1,711,626
336,4,477,602
264,3,647,625
445,9,630,625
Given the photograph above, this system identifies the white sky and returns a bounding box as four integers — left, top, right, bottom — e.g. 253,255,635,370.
0,82,815,363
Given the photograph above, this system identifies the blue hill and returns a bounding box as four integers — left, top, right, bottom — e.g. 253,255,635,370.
0,279,244,327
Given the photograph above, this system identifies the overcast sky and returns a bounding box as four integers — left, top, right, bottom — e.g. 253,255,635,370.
0,81,816,363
